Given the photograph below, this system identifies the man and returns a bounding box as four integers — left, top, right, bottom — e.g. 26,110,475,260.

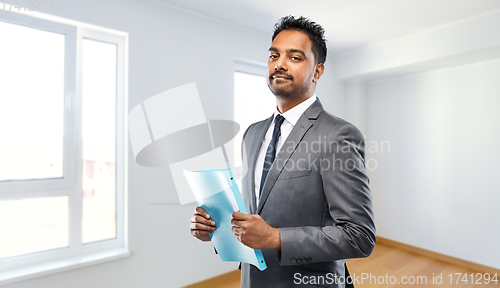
190,16,375,287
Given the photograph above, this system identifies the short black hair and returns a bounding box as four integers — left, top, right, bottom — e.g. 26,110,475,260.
272,15,327,64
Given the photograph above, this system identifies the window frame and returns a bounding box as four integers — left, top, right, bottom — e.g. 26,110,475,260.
0,11,77,193
0,10,129,285
234,58,268,78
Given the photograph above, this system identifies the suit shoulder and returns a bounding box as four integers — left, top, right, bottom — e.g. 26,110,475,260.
243,116,272,135
317,110,364,141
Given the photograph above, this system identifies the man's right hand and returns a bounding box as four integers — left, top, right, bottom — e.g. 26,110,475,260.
190,206,216,242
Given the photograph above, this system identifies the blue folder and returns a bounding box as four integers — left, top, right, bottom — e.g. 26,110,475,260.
184,168,267,271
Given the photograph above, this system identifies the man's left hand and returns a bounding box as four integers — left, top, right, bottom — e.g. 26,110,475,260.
231,212,281,250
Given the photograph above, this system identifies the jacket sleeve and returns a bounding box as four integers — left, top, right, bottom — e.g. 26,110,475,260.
278,123,376,265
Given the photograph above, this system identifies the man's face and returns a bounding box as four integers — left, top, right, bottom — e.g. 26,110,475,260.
267,29,320,99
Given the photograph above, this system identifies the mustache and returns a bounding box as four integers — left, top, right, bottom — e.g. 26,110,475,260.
270,71,293,80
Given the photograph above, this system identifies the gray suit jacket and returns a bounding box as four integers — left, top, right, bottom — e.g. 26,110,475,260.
240,98,376,288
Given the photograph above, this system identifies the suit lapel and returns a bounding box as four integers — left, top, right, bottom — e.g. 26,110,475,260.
248,115,273,214
256,99,324,214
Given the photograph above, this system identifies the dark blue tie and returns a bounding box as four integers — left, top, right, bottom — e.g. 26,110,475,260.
259,114,285,196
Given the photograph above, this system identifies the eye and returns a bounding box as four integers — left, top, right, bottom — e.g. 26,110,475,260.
291,56,301,61
269,54,279,60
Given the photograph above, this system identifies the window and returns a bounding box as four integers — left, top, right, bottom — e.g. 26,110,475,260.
232,60,275,178
81,38,118,244
0,10,128,284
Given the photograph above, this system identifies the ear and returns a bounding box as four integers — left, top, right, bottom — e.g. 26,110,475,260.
312,63,324,83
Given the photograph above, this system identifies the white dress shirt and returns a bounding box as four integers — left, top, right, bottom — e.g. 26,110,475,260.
254,95,317,206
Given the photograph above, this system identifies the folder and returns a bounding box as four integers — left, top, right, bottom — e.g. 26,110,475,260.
184,168,267,271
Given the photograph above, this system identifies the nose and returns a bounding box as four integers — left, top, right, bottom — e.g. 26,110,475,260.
275,57,287,71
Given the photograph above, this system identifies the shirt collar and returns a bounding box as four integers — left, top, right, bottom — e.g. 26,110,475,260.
274,94,317,127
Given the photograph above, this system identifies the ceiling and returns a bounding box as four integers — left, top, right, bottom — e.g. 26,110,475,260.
156,0,500,56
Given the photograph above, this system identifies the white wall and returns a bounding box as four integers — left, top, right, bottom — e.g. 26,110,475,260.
315,66,345,119
367,60,500,269
332,10,500,82
333,9,500,270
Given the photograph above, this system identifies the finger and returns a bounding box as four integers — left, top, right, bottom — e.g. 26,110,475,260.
190,222,216,231
195,207,211,219
230,218,243,228
192,215,216,226
231,226,241,235
232,211,248,220
234,233,241,242
192,229,213,237
195,207,210,219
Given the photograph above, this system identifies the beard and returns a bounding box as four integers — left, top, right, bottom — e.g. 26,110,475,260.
267,71,310,100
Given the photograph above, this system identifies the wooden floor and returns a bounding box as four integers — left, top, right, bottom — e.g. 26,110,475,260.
346,243,498,287
184,242,499,287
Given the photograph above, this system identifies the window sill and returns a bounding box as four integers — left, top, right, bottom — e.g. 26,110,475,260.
0,248,130,286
